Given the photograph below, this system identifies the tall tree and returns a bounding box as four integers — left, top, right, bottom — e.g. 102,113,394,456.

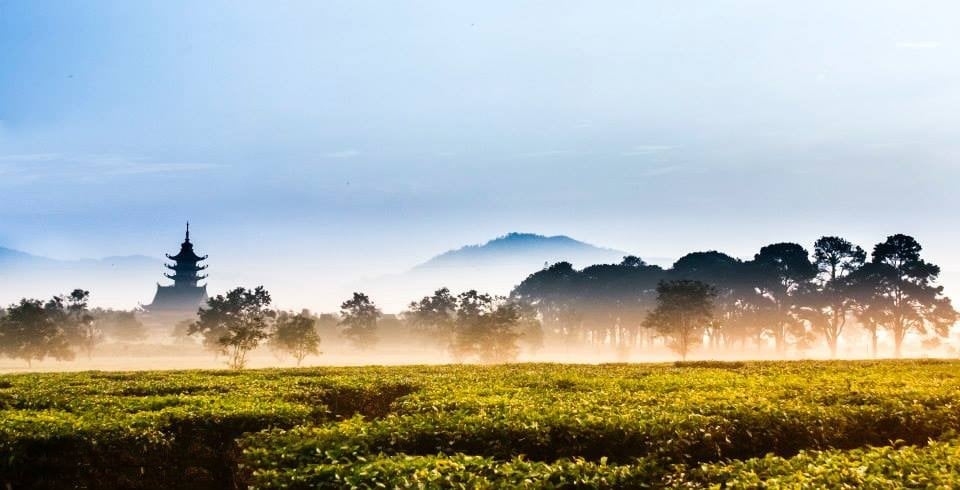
189,286,274,369
750,243,817,354
0,298,75,366
859,235,956,357
643,280,716,361
798,237,866,357
450,290,523,363
93,309,147,342
270,311,321,366
339,292,381,350
671,251,756,349
46,290,100,359
407,287,458,348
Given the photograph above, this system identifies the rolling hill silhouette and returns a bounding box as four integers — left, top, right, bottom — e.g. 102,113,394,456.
0,246,163,308
363,233,636,310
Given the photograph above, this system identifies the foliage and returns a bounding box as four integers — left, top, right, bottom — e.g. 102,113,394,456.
2,362,960,488
406,287,457,347
338,292,381,350
189,286,274,369
643,280,716,360
512,234,956,357
0,298,75,366
270,311,321,366
851,234,958,358
92,308,147,342
796,236,866,357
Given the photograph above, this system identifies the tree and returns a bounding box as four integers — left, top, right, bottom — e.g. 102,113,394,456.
797,237,866,357
93,309,147,342
643,280,716,360
0,298,74,366
339,292,381,350
170,319,197,345
750,243,817,354
511,299,544,355
189,286,274,369
450,290,523,363
407,288,457,348
856,235,957,357
671,251,756,349
47,289,100,359
270,311,321,366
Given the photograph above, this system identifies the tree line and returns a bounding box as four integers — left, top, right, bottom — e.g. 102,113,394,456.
0,290,147,366
512,234,956,359
186,288,542,368
0,283,543,368
1,233,955,367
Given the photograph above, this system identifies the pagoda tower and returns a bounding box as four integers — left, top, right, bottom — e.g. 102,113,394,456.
143,223,209,314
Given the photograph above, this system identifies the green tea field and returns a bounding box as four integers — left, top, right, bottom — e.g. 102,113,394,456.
2,361,959,488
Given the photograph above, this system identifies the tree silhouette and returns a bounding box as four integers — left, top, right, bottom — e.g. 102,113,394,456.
0,298,74,366
339,292,381,350
48,290,100,359
853,235,957,357
450,290,523,363
671,251,756,349
407,287,458,348
270,311,320,366
751,243,817,354
643,280,716,361
189,286,274,369
93,309,147,342
797,237,866,357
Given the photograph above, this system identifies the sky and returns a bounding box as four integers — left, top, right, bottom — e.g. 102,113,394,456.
1,1,959,310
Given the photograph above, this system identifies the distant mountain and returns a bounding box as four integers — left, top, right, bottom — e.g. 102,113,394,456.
363,233,635,311
0,246,163,308
415,232,628,270
0,246,54,265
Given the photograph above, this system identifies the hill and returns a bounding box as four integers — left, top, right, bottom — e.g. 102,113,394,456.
0,246,162,308
363,233,635,310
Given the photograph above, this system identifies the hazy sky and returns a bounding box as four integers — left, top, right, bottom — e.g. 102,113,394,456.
2,1,959,308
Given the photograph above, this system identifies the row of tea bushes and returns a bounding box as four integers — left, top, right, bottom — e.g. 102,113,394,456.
2,361,960,488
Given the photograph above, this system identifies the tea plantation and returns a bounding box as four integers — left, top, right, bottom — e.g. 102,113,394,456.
2,361,959,488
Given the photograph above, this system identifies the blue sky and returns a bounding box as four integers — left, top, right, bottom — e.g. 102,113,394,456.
2,1,959,308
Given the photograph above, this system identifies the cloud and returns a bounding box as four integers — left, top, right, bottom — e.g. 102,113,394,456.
324,149,361,159
620,145,675,156
895,41,941,49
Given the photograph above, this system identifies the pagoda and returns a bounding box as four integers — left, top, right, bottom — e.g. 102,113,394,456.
143,223,209,314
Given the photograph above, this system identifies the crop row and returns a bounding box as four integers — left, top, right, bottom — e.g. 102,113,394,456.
2,361,959,488
242,438,960,489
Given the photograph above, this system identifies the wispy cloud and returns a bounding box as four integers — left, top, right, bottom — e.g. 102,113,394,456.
620,145,675,156
324,149,361,159
895,41,941,50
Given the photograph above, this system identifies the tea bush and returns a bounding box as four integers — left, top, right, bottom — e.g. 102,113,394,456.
2,361,960,488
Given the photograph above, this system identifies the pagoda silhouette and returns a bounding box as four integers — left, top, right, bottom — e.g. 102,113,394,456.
143,222,209,314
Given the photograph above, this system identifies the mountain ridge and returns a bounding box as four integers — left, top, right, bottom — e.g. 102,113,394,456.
415,232,629,270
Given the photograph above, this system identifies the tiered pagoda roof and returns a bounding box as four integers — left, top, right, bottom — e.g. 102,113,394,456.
143,223,209,314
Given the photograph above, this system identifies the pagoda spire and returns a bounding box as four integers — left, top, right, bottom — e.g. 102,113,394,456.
143,223,210,314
